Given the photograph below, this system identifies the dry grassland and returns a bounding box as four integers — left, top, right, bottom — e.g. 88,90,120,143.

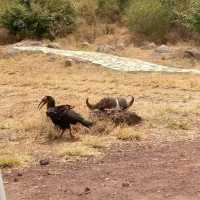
1,48,200,168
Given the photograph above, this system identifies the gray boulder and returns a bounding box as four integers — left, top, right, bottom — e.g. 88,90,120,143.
155,45,171,54
184,48,200,60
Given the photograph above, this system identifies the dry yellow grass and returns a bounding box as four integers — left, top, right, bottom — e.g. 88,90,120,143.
0,154,30,168
57,143,101,157
0,47,200,167
81,135,112,149
113,127,144,141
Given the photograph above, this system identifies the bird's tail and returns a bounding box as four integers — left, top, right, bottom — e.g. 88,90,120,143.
80,118,93,128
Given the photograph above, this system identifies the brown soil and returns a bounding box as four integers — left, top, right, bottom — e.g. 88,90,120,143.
4,139,200,200
1,40,200,200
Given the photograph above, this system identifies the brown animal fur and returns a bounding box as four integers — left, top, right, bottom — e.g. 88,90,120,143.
86,96,134,111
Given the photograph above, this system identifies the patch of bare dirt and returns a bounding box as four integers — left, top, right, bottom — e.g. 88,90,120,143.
4,139,200,200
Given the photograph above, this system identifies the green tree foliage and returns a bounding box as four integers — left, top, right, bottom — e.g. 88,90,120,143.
127,0,174,41
0,0,76,39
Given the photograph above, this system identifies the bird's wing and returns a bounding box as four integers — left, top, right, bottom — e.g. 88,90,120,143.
47,107,84,123
56,104,75,110
61,109,84,124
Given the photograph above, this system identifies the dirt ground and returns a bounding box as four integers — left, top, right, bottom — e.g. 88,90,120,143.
1,44,200,199
4,139,200,200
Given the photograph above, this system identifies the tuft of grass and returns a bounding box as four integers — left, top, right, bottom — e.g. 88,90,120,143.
19,112,58,139
166,119,190,130
58,143,100,157
19,115,43,132
113,127,144,141
0,119,21,130
81,135,109,149
0,154,30,168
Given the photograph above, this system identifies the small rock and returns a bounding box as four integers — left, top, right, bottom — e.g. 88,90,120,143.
64,60,73,67
39,159,50,166
14,40,43,47
96,44,115,53
155,45,171,54
6,48,19,57
17,172,23,177
13,178,19,182
122,182,130,187
184,48,200,60
48,55,57,62
84,187,91,194
47,42,61,49
116,43,125,50
141,42,156,50
81,42,90,48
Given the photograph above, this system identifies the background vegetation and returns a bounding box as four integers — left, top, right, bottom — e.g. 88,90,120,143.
0,0,199,42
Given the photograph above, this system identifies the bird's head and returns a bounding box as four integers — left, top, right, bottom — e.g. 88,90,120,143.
38,96,55,110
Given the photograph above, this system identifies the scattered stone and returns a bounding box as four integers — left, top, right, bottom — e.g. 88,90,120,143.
141,42,157,50
6,48,19,57
17,172,23,177
13,46,200,74
64,59,73,67
184,48,200,60
39,159,50,166
155,45,171,54
13,178,19,182
14,40,43,47
84,187,91,194
81,42,90,48
47,42,61,49
116,43,125,50
48,55,57,62
122,182,130,187
96,44,115,53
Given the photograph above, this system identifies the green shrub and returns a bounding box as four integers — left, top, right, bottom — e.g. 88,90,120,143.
117,0,129,12
96,0,122,23
185,0,200,33
70,0,97,25
127,0,174,41
0,0,76,39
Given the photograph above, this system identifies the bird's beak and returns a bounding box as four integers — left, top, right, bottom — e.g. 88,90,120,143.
38,99,46,110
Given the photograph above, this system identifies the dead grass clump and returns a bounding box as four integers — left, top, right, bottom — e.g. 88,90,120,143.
90,110,142,126
166,119,190,130
19,112,59,140
0,154,30,168
81,135,110,149
19,114,44,132
58,143,100,157
0,156,20,168
113,127,144,141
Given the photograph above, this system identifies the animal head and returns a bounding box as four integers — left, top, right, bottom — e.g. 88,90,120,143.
38,96,55,109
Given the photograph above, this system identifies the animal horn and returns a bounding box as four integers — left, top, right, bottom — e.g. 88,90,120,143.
86,98,95,110
126,96,134,109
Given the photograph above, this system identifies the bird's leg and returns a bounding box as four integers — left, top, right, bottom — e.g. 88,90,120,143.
59,129,65,138
69,127,75,139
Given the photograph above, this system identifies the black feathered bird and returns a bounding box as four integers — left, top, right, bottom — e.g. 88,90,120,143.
38,96,93,138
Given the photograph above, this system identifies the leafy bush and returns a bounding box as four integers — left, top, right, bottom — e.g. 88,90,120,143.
70,0,97,25
0,0,76,39
127,0,174,41
185,0,200,33
96,0,123,23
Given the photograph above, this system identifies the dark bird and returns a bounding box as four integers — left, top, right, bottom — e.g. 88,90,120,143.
38,96,93,138
86,96,134,111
